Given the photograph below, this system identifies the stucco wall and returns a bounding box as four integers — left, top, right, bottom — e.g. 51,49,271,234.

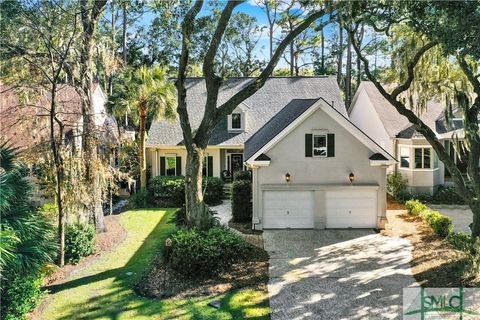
253,106,387,229
349,89,393,153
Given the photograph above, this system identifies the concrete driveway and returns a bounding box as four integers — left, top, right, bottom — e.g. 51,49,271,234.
263,230,418,320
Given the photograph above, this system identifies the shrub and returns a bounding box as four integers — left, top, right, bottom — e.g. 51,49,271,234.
231,179,252,222
65,223,96,264
405,199,428,216
149,176,185,206
387,172,408,200
1,270,45,320
131,189,150,207
421,209,454,238
168,227,250,277
234,170,251,181
465,238,480,281
149,176,224,206
431,186,465,205
395,189,413,203
203,177,224,205
446,232,472,252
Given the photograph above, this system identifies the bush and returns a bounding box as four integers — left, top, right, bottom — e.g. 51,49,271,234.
446,232,472,252
131,189,150,207
1,271,45,320
395,189,413,203
387,172,408,200
234,170,251,181
38,202,58,221
149,176,185,206
168,227,250,277
431,186,465,205
149,176,224,206
65,223,96,264
421,209,454,238
465,238,480,281
231,179,252,222
405,199,428,216
203,177,224,205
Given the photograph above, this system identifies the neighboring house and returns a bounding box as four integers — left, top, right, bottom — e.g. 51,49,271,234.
349,81,466,194
0,84,119,157
146,77,396,230
0,84,120,203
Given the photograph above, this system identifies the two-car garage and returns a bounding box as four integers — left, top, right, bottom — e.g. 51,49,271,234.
261,188,378,229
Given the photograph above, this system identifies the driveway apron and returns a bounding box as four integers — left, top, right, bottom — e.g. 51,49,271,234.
263,230,418,320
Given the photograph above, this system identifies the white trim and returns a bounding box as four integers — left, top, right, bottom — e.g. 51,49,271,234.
146,144,244,149
370,160,396,166
399,167,440,172
248,160,271,167
246,99,396,164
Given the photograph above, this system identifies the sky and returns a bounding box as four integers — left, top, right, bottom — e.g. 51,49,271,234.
132,0,339,70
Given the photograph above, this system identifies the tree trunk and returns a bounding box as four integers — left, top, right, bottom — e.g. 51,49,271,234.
345,29,352,108
184,147,211,229
337,22,343,85
79,0,107,233
469,201,480,240
139,107,147,191
49,85,65,267
122,2,127,65
321,28,325,73
289,41,294,76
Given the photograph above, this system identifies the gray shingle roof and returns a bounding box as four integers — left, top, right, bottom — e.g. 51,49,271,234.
146,76,345,147
244,98,319,160
351,82,445,138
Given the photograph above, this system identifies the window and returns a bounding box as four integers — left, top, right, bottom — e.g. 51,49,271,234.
414,148,431,169
166,156,176,176
313,134,327,157
400,147,410,168
202,156,210,176
231,113,241,129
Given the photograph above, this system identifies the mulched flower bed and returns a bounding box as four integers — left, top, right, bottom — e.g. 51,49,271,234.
135,245,269,299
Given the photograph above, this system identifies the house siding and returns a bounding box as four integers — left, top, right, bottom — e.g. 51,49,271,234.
253,107,387,229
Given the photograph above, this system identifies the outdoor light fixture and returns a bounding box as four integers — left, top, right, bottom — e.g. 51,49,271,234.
349,172,355,183
285,172,291,183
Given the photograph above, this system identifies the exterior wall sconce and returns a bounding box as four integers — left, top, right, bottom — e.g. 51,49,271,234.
349,172,355,184
285,172,291,183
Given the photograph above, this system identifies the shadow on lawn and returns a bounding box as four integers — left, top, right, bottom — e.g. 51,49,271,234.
43,209,183,320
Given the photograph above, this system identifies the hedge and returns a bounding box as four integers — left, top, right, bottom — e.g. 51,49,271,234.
1,270,45,320
167,227,250,277
405,199,453,238
405,199,428,216
65,223,96,264
232,179,252,222
234,170,251,181
149,176,224,206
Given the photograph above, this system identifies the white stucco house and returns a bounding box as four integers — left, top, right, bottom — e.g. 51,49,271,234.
146,77,396,230
349,82,467,194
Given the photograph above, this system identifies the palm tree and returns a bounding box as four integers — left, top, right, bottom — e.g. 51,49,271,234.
0,142,57,275
110,66,176,192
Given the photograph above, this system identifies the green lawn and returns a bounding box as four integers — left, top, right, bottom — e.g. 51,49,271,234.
39,209,270,320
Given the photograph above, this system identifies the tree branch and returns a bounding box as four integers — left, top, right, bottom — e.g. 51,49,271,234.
175,0,204,149
214,6,336,121
349,28,472,200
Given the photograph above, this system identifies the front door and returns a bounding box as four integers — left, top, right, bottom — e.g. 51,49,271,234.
230,154,244,174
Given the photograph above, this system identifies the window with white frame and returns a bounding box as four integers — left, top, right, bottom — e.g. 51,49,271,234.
313,134,327,157
231,113,241,129
400,147,410,168
414,147,431,169
166,156,176,176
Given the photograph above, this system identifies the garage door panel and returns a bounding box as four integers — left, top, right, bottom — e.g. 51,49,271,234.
325,190,377,228
263,191,314,229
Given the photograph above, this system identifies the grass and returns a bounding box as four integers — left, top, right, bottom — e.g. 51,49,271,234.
39,209,270,320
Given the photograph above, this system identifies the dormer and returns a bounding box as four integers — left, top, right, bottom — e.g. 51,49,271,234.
227,106,246,132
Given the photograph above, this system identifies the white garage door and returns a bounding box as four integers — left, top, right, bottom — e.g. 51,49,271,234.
325,191,377,228
263,191,314,229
